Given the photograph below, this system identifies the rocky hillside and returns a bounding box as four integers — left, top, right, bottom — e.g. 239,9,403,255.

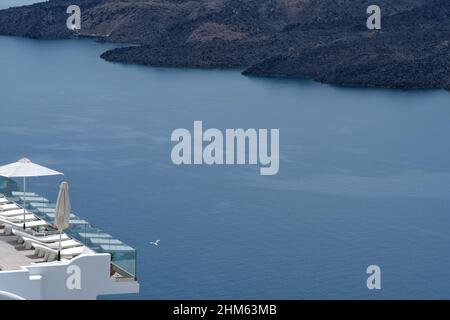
0,0,449,90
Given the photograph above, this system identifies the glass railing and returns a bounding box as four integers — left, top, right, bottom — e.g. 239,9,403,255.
9,191,137,280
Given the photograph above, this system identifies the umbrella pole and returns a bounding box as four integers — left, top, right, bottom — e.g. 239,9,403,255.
23,177,26,230
58,230,62,261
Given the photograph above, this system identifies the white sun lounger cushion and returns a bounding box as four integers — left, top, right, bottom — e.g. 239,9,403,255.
0,209,30,217
0,217,48,234
32,243,85,262
0,203,20,211
22,220,48,228
23,236,81,251
12,229,70,243
6,214,37,223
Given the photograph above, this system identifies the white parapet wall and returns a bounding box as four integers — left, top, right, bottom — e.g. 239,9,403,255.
0,254,139,300
0,269,41,299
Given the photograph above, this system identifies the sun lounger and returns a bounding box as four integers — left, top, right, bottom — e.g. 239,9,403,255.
12,229,70,244
32,243,85,262
21,220,48,228
0,209,30,217
0,203,20,211
0,217,48,235
22,236,81,251
5,214,37,223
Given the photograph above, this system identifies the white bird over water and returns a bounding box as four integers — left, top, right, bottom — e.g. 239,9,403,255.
150,240,160,246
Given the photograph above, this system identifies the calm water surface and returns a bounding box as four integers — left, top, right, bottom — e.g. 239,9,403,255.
1,35,450,299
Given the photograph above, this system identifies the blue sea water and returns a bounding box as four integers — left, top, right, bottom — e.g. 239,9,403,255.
1,34,450,299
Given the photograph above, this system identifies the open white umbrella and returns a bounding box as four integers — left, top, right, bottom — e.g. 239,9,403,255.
0,158,63,229
55,181,71,261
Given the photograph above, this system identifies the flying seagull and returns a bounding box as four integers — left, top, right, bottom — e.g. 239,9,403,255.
150,240,160,246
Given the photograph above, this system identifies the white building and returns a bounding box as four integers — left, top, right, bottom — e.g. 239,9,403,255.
0,191,139,300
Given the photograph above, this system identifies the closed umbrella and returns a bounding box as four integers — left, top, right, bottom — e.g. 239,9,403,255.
0,158,63,229
55,181,71,261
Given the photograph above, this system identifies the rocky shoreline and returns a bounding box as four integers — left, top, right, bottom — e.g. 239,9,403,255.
1,0,449,90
